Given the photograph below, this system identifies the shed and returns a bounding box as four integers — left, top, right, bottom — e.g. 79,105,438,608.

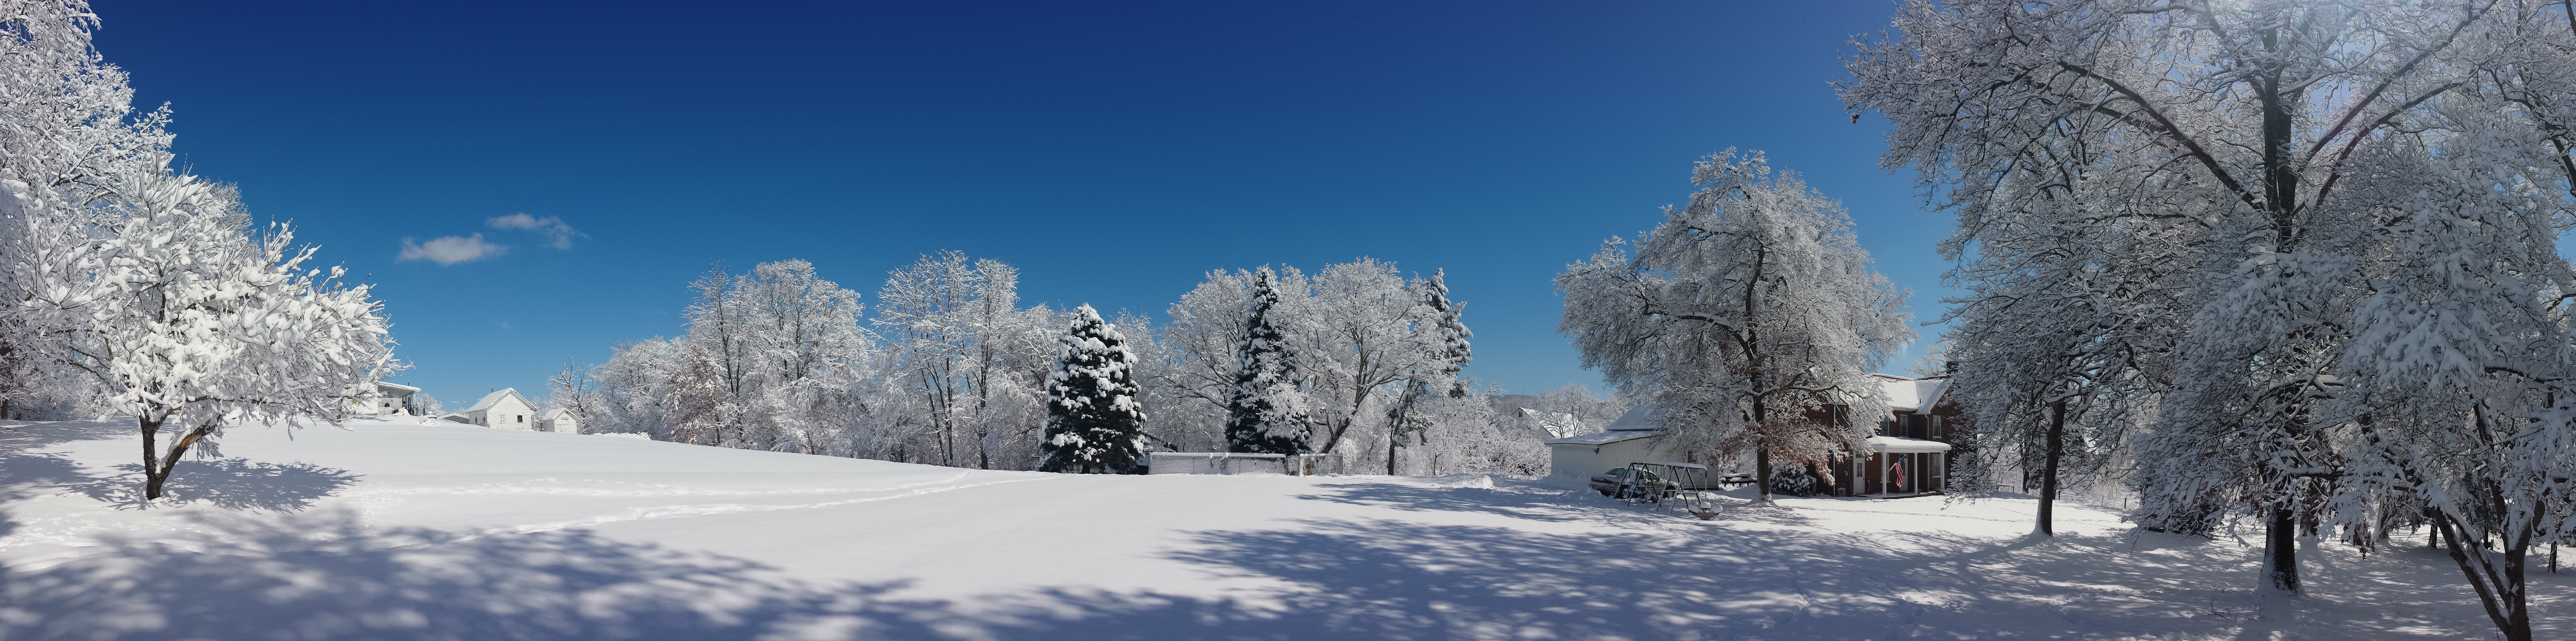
537,408,579,434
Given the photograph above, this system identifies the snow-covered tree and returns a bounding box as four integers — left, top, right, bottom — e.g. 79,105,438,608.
546,358,601,434
0,2,395,499
33,170,394,499
1382,268,1472,473
1039,304,1146,474
1558,150,1912,504
1297,259,1465,467
0,0,177,421
1845,0,2576,630
1225,266,1311,454
874,251,1056,468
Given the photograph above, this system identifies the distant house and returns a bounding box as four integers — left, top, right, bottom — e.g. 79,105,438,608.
537,408,578,434
353,382,422,416
1825,374,1958,498
1542,373,1963,497
459,388,539,430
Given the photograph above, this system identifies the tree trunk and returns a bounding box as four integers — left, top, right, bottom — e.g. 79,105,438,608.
1386,428,1399,475
1751,395,1772,504
140,418,213,501
2037,399,2066,536
2433,512,2535,641
139,415,161,498
2264,503,2300,594
1755,444,1773,505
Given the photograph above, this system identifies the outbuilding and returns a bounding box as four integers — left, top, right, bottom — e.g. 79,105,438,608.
1542,406,1691,489
537,408,579,434
353,382,421,416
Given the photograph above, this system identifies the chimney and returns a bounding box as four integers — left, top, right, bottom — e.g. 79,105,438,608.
1944,361,1959,374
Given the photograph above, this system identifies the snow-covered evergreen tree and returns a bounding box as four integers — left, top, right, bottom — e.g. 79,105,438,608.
1225,267,1311,454
1384,268,1472,473
1039,304,1146,474
1558,150,1912,504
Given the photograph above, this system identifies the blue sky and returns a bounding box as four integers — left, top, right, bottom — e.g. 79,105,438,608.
94,0,1954,406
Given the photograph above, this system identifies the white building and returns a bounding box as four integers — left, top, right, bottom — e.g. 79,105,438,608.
1542,406,1691,489
352,382,421,416
459,388,539,430
537,407,579,434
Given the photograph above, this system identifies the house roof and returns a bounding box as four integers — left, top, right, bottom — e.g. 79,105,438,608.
543,408,574,420
465,388,532,413
1604,405,1658,430
1871,374,1949,413
375,382,421,394
1544,429,1662,447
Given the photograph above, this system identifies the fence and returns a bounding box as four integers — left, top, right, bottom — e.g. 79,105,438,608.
1146,452,1345,476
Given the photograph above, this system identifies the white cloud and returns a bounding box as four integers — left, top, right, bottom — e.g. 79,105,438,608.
397,234,507,265
488,213,583,249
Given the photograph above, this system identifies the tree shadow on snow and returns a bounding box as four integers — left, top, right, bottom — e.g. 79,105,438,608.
1293,482,1600,523
58,459,360,513
0,498,2545,640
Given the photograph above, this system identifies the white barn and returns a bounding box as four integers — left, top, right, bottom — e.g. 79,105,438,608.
459,388,539,430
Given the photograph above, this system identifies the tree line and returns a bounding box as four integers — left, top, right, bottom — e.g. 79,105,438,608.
554,252,1602,477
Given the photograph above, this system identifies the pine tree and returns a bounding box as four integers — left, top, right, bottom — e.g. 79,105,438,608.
1225,267,1311,454
1039,304,1147,474
1420,269,1472,398
1386,269,1473,472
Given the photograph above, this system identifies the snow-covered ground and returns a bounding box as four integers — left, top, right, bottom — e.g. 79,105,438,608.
0,417,2562,640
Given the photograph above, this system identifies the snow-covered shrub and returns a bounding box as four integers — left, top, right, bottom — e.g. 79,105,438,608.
1768,461,1821,497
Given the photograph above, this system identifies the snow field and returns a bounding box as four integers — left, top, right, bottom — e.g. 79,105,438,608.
0,417,2563,640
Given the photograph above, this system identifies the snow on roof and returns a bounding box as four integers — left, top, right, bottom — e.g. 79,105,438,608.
1603,405,1658,430
1865,435,1954,453
1871,375,1950,413
1544,429,1662,447
543,407,574,420
465,388,530,413
375,382,421,393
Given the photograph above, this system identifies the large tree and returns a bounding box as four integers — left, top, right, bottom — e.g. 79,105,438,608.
1039,304,1147,474
1846,0,2576,633
1558,150,1913,504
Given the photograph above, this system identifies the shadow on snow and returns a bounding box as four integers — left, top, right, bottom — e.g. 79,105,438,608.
0,458,2544,640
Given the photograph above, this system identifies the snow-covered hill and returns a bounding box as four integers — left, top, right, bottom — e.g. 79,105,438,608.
0,417,2560,640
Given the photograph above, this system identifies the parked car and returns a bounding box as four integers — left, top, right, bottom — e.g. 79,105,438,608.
1587,466,1677,499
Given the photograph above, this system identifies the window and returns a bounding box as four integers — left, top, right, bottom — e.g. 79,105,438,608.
517,415,524,423
1930,416,1944,439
